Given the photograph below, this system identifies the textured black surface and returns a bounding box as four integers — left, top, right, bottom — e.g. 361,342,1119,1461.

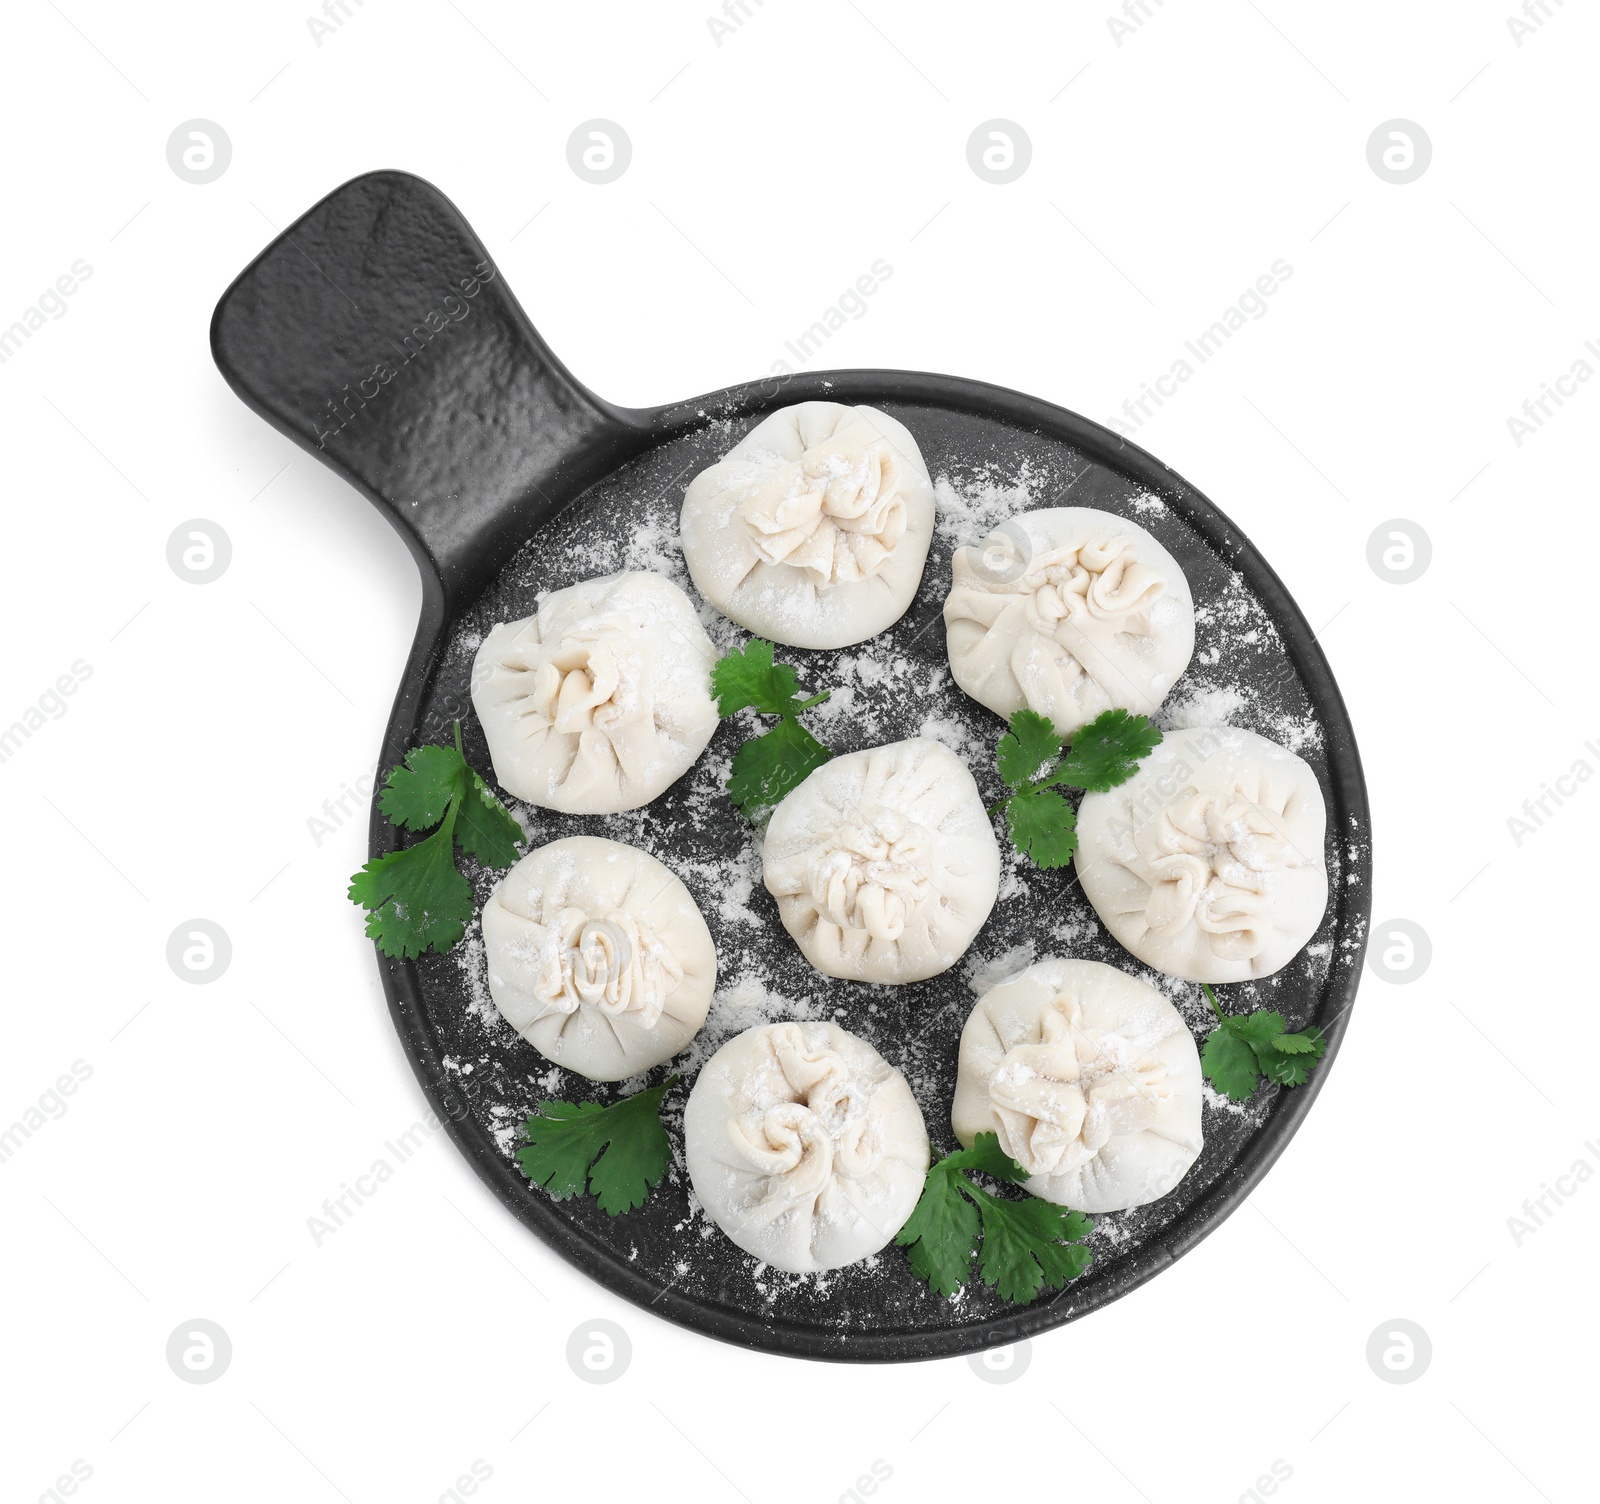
212,171,1371,1362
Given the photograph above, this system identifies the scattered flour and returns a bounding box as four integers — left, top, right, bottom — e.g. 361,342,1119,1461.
417,412,1363,1338
1161,684,1247,730
965,943,1037,996
933,467,1040,549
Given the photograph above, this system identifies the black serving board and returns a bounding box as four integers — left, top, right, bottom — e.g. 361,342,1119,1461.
212,171,1370,1362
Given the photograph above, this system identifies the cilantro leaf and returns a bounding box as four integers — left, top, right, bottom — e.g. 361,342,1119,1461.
1201,1024,1261,1102
1052,708,1164,792
712,637,826,717
347,824,473,960
726,717,832,815
454,768,524,868
897,1162,981,1298
513,1102,596,1201
1232,1011,1290,1050
379,743,466,831
940,1133,1031,1185
515,1078,677,1215
1199,986,1328,1102
996,709,1061,789
1005,786,1078,869
1255,1045,1317,1088
1255,1026,1327,1087
1272,1026,1327,1056
714,641,835,818
1031,1227,1096,1289
348,722,523,959
975,1195,1093,1304
991,708,1157,871
895,1134,1093,1305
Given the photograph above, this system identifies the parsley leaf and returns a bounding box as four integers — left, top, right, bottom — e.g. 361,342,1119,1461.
898,1162,981,1298
895,1133,1094,1304
939,1133,1031,1185
515,1077,677,1215
712,637,822,717
976,1195,1094,1304
1200,1025,1262,1103
1256,1046,1318,1088
378,743,466,830
454,768,523,868
347,821,472,959
1053,708,1166,791
1270,1028,1327,1055
1199,985,1329,1102
995,709,1061,787
1005,786,1078,869
726,716,831,814
1233,1011,1290,1050
713,638,834,818
348,723,523,959
991,707,1161,870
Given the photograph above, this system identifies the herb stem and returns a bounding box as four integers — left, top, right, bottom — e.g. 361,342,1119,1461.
1201,982,1225,1022
439,790,462,844
794,691,831,711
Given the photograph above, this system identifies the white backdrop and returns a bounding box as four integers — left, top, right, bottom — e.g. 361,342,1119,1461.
3,2,1594,1500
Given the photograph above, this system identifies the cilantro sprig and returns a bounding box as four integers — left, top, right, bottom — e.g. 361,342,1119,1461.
515,1077,677,1215
896,1133,1094,1304
712,638,833,817
347,722,522,959
1199,984,1328,1102
992,707,1163,869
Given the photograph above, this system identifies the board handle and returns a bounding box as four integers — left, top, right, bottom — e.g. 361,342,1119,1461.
211,170,653,609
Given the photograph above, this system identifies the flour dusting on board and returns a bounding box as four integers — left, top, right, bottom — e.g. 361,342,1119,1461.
1172,571,1325,752
412,407,1364,1340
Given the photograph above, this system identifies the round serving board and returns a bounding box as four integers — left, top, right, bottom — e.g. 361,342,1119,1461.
212,172,1369,1362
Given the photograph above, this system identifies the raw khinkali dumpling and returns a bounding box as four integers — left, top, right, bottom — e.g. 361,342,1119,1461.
762,738,1001,984
482,836,716,1082
683,1021,929,1273
1075,727,1329,983
679,402,935,649
471,572,719,815
951,958,1203,1213
943,506,1195,736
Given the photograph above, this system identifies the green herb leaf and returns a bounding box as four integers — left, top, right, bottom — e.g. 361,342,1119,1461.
1052,708,1164,792
347,824,473,960
996,709,1062,789
897,1162,982,1298
454,768,524,868
348,723,523,959
1199,986,1328,1102
895,1133,1094,1305
378,743,467,831
1232,1011,1290,1050
1255,1024,1328,1087
515,1078,677,1215
712,637,826,718
726,717,832,816
1005,786,1079,869
1200,1024,1262,1102
714,640,834,818
975,1194,1094,1304
1255,1045,1317,1088
992,707,1159,871
939,1133,1032,1186
1271,1026,1328,1056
